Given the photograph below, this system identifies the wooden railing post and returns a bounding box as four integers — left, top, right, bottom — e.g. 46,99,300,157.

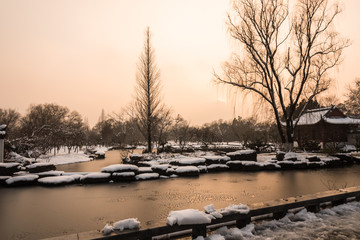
306,204,320,213
138,229,152,240
273,210,287,220
236,214,251,228
332,199,345,206
356,194,360,202
192,224,207,239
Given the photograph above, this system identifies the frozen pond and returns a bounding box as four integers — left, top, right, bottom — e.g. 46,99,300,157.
1,150,360,239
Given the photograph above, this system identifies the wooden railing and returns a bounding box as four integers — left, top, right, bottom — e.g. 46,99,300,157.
45,186,360,240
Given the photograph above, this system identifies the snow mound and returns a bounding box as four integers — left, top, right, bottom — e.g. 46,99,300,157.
113,218,141,231
101,164,139,173
203,203,250,219
102,224,114,235
102,218,141,235
220,204,250,215
167,209,212,226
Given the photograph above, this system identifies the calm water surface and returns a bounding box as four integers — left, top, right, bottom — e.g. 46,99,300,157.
1,150,360,240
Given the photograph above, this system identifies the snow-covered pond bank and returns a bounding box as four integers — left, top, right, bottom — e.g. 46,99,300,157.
1,161,360,240
198,201,360,240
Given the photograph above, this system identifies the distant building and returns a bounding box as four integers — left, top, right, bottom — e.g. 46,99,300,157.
293,106,360,148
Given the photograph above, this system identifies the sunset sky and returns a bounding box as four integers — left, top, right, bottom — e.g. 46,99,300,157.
0,0,359,126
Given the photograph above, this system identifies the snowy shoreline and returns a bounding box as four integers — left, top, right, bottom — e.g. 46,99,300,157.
2,150,360,187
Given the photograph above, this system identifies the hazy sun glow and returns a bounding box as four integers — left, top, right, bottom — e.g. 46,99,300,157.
0,0,359,126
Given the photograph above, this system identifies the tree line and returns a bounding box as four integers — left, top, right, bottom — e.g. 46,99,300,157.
0,103,280,156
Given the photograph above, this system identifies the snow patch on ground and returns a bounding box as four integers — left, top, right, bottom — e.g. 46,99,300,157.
102,218,140,235
40,153,92,165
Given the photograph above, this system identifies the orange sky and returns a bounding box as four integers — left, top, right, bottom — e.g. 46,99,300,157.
0,0,359,126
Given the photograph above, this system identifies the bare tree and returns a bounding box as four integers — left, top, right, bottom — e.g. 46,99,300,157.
171,114,192,150
0,108,21,138
135,27,162,153
214,0,349,148
154,107,173,151
344,78,360,117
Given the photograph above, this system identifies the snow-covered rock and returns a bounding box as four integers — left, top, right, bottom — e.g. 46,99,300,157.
101,164,139,173
197,165,208,173
26,163,56,173
80,172,111,183
204,156,231,165
206,164,229,172
129,154,143,161
175,166,200,176
135,173,160,181
6,174,39,186
151,164,170,175
37,170,64,178
112,172,136,182
167,209,212,226
0,176,11,185
227,150,257,161
284,152,298,161
170,157,206,166
95,150,105,159
137,167,153,174
0,162,20,176
38,176,75,186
